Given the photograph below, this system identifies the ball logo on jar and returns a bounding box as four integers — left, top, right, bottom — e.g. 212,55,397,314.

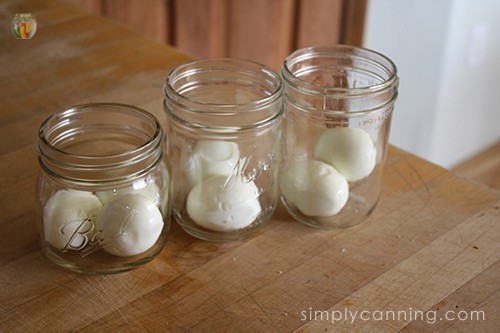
12,13,37,39
60,212,136,257
59,217,97,252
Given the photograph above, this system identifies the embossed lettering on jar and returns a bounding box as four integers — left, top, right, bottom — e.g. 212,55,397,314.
36,103,170,274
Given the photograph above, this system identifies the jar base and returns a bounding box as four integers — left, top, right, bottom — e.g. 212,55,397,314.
173,211,272,242
281,194,379,229
40,239,167,275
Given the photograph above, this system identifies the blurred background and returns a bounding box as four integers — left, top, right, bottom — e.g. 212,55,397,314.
70,0,500,190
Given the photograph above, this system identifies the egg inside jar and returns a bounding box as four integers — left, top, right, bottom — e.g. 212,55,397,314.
43,183,166,257
185,140,261,232
280,127,377,219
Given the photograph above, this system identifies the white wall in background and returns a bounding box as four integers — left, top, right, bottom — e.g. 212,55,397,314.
363,0,500,168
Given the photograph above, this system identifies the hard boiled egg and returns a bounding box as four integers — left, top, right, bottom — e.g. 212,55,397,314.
280,160,349,217
186,175,261,232
95,194,164,256
314,127,377,182
187,140,240,187
43,189,102,250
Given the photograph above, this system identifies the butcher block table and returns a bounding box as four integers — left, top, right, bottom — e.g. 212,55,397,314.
1,1,499,332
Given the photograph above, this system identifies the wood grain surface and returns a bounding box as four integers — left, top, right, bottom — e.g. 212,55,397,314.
1,1,499,332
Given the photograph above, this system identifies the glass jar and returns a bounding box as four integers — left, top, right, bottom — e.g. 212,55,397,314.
280,45,399,229
36,103,170,274
163,58,283,241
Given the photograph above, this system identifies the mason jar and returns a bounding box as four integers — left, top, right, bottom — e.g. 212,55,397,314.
163,58,283,241
280,45,399,229
36,103,170,274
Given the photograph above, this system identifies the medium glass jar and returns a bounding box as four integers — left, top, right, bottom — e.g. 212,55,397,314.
163,58,283,242
36,103,170,274
280,45,399,229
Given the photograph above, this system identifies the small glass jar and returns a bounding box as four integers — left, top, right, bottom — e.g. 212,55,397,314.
36,103,170,274
280,45,399,229
163,58,283,242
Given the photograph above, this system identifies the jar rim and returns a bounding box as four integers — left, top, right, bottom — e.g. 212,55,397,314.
281,44,398,95
37,103,163,184
164,58,283,112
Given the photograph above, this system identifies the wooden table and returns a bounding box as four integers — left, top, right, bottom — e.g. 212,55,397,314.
1,1,499,332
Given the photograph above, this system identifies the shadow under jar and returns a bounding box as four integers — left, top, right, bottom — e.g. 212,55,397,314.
280,45,399,229
36,103,170,274
164,58,283,242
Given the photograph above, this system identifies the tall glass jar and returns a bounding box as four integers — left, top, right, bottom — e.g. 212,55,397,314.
163,59,283,242
36,103,170,274
280,45,399,229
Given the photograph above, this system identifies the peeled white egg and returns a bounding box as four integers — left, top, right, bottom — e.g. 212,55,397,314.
43,190,102,250
314,127,377,182
187,140,240,187
186,175,261,232
95,194,164,257
280,160,349,217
